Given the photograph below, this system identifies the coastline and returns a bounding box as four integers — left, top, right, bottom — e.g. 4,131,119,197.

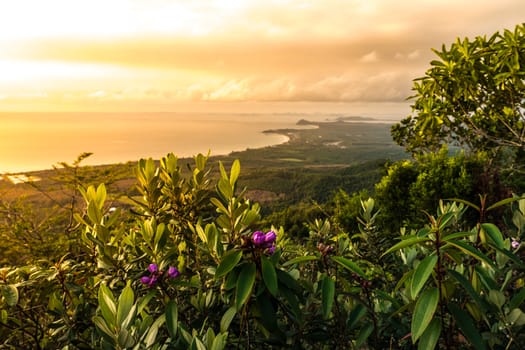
0,114,401,175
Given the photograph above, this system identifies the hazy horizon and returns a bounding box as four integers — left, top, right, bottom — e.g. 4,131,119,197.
0,102,409,173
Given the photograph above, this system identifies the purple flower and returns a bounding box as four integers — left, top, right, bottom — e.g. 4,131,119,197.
148,275,158,287
512,238,520,249
252,231,266,245
148,263,158,274
140,276,151,285
264,231,277,244
168,266,180,279
265,245,276,255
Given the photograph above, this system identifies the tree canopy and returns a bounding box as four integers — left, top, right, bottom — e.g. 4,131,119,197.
392,23,525,155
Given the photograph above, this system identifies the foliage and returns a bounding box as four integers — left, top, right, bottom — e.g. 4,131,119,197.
0,150,525,349
0,153,130,266
392,23,525,156
384,196,525,349
375,147,490,232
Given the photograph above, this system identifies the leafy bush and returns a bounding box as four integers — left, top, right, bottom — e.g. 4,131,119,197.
1,153,524,349
375,147,489,232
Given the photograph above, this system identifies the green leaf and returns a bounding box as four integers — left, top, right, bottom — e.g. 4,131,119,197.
444,240,496,270
282,255,318,266
481,223,504,248
488,289,505,309
447,198,480,211
447,270,486,314
418,318,441,350
412,287,439,342
355,323,374,349
211,333,228,350
331,256,365,277
190,337,207,350
261,256,278,296
165,300,178,339
448,303,486,350
87,201,102,225
441,231,474,242
217,178,233,199
321,276,335,319
382,236,431,257
509,288,525,310
215,250,243,279
229,159,241,186
256,294,278,332
508,308,525,326
210,198,229,216
92,315,114,340
347,304,367,330
1,285,18,307
98,284,117,328
235,262,256,310
116,284,134,327
117,328,135,348
411,255,438,299
486,196,522,211
220,306,237,333
144,314,165,348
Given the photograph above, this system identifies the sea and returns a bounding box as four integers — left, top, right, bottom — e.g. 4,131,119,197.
0,102,410,173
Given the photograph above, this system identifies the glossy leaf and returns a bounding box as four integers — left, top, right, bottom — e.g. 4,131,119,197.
92,315,114,341
116,284,134,327
229,159,241,186
448,303,486,350
165,300,178,339
98,284,117,328
481,223,504,248
486,196,522,211
444,240,496,269
332,256,365,277
282,255,318,266
411,255,437,299
217,178,233,200
211,333,228,350
220,306,237,333
261,256,278,296
235,262,256,310
215,250,242,279
418,318,441,350
321,276,335,319
382,237,431,257
144,314,165,348
412,287,439,342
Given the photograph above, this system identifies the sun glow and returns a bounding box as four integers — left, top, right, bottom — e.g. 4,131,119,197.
0,0,522,112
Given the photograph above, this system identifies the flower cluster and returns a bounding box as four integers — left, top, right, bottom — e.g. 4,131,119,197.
140,263,180,288
252,230,277,255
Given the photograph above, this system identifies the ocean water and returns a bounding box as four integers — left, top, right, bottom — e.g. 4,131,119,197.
0,103,409,173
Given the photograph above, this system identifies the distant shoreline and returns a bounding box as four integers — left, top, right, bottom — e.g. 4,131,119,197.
0,115,400,175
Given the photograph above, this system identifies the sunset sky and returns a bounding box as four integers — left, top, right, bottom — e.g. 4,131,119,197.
0,0,524,112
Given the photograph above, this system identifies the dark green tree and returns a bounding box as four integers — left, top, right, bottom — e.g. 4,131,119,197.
392,24,525,156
